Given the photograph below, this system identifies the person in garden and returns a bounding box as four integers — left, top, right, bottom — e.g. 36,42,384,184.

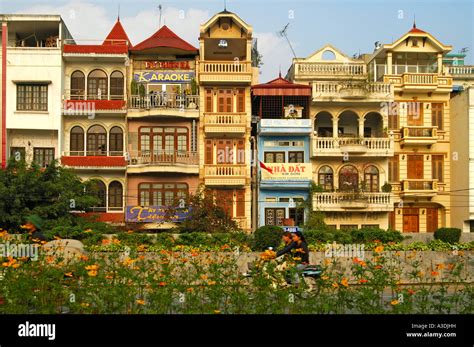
23,215,47,241
275,231,310,285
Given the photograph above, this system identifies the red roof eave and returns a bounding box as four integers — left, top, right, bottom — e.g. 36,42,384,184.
61,156,126,167
64,100,126,111
64,44,128,55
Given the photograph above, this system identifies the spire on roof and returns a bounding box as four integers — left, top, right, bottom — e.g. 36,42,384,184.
103,19,132,47
117,4,120,21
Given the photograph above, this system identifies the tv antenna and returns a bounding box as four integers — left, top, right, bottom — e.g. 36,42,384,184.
158,4,163,28
279,23,297,60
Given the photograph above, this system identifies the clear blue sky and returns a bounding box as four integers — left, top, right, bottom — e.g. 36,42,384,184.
2,0,473,80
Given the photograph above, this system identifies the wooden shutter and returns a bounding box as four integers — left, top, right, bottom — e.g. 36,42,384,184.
431,155,443,182
237,89,245,112
236,190,245,217
388,155,399,182
431,103,443,130
205,89,213,112
407,155,423,179
205,140,213,164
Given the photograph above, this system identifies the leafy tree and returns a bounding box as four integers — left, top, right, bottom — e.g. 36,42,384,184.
0,158,100,230
172,185,239,233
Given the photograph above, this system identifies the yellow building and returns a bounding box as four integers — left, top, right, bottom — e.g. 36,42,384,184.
289,45,395,230
289,24,454,233
196,10,257,231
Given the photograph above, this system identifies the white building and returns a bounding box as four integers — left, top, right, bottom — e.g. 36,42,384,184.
0,14,72,167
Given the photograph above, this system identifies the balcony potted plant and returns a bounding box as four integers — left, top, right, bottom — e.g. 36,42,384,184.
381,182,392,193
187,78,198,110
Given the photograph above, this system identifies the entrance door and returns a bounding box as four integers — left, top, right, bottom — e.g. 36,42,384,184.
403,208,419,232
407,155,424,179
426,208,438,232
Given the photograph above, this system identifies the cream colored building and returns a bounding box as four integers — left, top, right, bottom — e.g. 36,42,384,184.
196,10,258,231
288,45,395,230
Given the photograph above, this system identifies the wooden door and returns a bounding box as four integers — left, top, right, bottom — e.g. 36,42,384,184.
407,155,424,179
403,215,419,233
426,208,438,232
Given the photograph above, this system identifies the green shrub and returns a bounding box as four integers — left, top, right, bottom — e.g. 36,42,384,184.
333,230,353,244
434,228,462,244
251,226,283,251
350,227,403,243
116,232,154,246
81,233,104,246
155,233,176,248
304,229,334,243
177,232,210,246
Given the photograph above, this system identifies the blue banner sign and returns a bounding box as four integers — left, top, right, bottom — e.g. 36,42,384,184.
126,206,190,223
134,71,195,83
281,226,301,233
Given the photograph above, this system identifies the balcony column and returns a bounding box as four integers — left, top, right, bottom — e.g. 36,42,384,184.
358,115,365,137
437,53,443,74
387,52,393,75
333,116,338,138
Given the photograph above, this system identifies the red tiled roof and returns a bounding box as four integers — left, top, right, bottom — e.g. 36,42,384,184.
408,23,426,34
61,156,126,167
64,100,126,110
252,74,311,96
103,19,133,47
63,44,128,54
131,25,198,52
79,212,124,223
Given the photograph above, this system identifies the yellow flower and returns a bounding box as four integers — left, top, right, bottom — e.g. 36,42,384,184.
136,299,145,305
332,283,339,289
84,229,92,233
200,275,208,280
80,302,90,308
391,299,399,305
214,310,221,314
122,257,135,266
321,275,329,281
87,270,98,277
85,264,99,271
207,280,217,286
341,278,349,287
64,272,73,278
137,244,147,252
374,245,384,253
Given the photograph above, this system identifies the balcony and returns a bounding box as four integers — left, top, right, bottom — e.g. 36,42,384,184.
383,73,452,92
448,65,474,78
400,179,438,198
258,118,312,135
204,164,247,186
312,82,393,102
295,62,367,81
62,90,126,114
61,151,126,170
127,94,199,119
313,192,393,212
198,61,252,84
126,150,199,174
311,136,394,157
203,113,247,135
400,126,437,147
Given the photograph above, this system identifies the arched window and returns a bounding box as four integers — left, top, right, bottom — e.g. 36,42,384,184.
87,69,108,100
108,181,123,210
70,126,84,155
92,180,107,212
70,71,85,100
110,71,124,100
322,50,336,60
318,166,334,191
339,165,359,191
364,165,379,192
109,126,123,156
87,125,107,156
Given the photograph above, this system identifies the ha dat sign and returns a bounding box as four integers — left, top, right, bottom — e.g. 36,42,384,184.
261,163,312,181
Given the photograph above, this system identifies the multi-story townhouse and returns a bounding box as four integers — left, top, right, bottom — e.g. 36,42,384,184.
125,25,200,229
0,15,72,169
252,74,312,228
196,10,258,231
60,19,129,223
365,24,453,233
448,53,474,232
288,45,395,230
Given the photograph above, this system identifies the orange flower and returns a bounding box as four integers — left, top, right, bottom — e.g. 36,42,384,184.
374,265,383,269
136,299,145,305
435,263,445,270
101,239,110,245
137,245,147,252
407,289,416,295
220,244,231,251
11,263,20,269
87,270,98,277
207,280,217,286
359,261,367,267
159,282,166,286
54,236,62,240
46,255,55,264
191,252,199,257
447,264,455,271
395,251,401,257
391,299,399,305
341,278,349,287
332,283,339,289
213,310,221,314
106,275,113,280
80,255,89,261
187,287,194,292
181,258,188,263
127,229,134,234
321,275,329,281
374,245,384,253
80,302,90,308
200,275,208,280
359,279,368,284
84,229,92,233
431,271,439,276
112,238,121,245
64,272,73,278
85,264,99,271
352,257,361,264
